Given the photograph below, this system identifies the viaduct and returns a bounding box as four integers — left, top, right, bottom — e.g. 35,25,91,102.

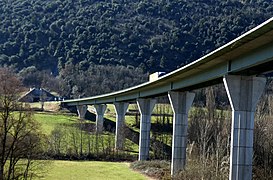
62,17,273,179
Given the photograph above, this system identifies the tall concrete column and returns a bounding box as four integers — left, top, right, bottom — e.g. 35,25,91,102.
76,105,87,119
94,104,107,133
114,102,129,150
223,75,266,180
137,98,156,161
168,91,195,176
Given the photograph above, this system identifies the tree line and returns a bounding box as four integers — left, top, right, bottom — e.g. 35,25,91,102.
19,64,148,97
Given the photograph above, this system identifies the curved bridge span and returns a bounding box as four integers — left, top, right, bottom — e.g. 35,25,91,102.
64,17,273,106
63,17,273,179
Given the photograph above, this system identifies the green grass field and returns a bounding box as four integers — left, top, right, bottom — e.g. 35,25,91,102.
38,160,147,180
34,112,80,134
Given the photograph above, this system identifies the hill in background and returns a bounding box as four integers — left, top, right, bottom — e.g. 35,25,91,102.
1,0,272,97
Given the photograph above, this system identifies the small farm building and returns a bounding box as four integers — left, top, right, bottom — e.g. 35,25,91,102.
19,88,57,102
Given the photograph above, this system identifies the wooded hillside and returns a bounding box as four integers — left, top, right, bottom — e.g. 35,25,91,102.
1,0,273,96
1,0,272,74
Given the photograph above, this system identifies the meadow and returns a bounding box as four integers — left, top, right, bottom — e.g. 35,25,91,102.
37,160,147,180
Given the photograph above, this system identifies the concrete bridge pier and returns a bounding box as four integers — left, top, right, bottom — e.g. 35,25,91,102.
168,91,195,176
137,98,156,160
76,105,87,119
94,104,107,133
114,102,129,150
223,75,266,180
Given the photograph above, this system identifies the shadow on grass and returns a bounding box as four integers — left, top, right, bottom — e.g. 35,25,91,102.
84,110,172,159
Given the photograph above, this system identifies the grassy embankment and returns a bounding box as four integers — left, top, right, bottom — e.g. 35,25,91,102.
34,111,138,154
34,112,79,134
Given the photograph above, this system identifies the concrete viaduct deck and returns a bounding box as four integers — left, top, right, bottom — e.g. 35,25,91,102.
62,17,273,179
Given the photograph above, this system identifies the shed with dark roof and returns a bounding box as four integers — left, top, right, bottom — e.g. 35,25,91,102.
19,88,57,102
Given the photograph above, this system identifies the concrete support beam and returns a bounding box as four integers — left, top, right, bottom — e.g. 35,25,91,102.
168,91,195,176
114,102,129,150
137,98,156,161
76,105,87,119
94,104,107,133
223,75,266,180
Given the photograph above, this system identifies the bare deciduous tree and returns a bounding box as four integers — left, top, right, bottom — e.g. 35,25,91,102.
0,68,44,180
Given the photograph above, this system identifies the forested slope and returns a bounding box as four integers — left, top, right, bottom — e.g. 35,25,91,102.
0,0,272,96
1,0,272,73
